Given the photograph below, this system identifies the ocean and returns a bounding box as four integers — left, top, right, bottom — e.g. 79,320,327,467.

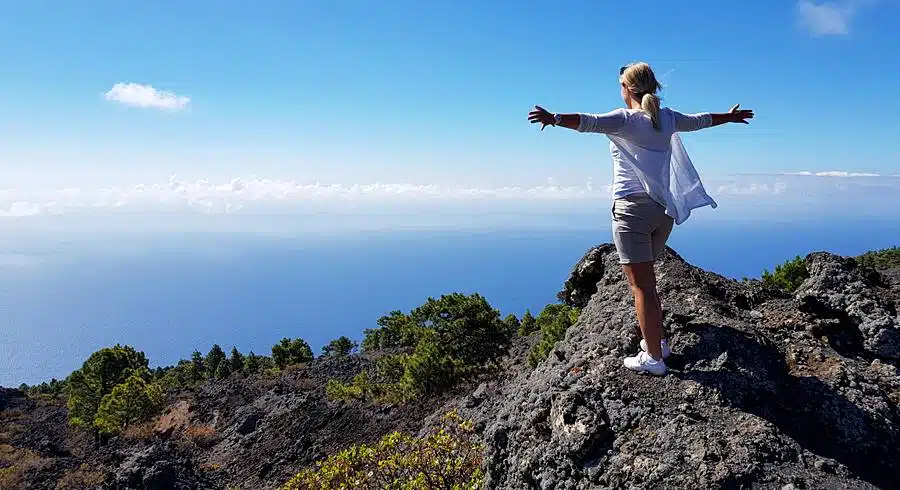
3,215,899,387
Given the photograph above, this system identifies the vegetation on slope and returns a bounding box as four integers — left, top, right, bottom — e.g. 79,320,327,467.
281,409,483,490
761,255,809,292
328,293,515,404
857,246,900,270
758,246,900,293
527,303,581,368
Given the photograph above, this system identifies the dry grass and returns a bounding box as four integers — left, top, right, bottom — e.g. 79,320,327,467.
0,444,47,489
55,464,106,489
199,462,222,472
0,409,27,445
183,424,217,447
122,421,156,441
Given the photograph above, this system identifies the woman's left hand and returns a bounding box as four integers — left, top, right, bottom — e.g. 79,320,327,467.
528,105,556,130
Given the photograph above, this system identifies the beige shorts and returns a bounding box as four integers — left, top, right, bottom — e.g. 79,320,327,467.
611,192,674,264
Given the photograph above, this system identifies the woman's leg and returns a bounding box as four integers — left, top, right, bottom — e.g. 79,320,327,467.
621,261,664,360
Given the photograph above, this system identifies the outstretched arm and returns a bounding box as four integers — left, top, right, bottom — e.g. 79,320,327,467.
674,104,755,132
527,105,625,133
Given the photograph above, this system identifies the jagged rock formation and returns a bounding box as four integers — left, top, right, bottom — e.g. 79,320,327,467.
479,246,900,489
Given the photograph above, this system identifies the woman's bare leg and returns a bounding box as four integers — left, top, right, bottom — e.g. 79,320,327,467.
621,261,663,360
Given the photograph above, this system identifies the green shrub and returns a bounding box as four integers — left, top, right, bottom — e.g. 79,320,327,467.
66,345,149,429
527,304,581,368
325,371,407,404
331,293,512,403
93,369,164,436
761,255,809,292
272,338,314,369
857,246,900,270
281,410,483,490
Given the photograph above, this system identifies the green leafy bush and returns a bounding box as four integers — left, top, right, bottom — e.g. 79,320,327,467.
280,410,483,490
857,246,900,270
66,345,149,429
93,369,164,435
761,255,809,292
272,338,314,368
332,293,512,403
321,336,358,357
527,304,581,368
325,371,408,404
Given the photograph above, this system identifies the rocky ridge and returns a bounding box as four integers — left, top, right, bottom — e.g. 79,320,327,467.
467,245,900,489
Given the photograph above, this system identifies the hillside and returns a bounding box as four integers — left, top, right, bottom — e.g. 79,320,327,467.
2,245,899,489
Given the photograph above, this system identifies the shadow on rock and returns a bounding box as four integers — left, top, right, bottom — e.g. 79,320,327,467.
670,322,899,489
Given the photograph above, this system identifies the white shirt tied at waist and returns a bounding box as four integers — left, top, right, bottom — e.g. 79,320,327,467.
576,107,718,225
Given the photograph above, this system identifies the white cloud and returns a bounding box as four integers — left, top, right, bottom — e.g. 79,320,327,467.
105,83,190,111
796,0,869,36
783,170,881,177
0,173,898,219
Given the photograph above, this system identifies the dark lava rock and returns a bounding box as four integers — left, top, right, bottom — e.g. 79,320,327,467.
481,246,899,489
112,442,217,490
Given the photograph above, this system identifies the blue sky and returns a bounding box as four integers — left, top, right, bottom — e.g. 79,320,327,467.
1,0,899,211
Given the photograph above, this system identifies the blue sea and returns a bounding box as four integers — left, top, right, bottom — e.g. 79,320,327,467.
3,215,900,387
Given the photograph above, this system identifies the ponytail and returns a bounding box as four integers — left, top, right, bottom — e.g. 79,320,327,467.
620,62,664,131
641,93,661,131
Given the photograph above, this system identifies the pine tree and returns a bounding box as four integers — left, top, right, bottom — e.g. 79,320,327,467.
229,347,245,374
205,344,226,379
66,344,149,429
215,361,232,380
244,352,261,373
518,309,538,336
321,336,358,357
93,369,163,435
272,338,314,369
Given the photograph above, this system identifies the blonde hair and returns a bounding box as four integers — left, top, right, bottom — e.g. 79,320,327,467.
620,62,663,131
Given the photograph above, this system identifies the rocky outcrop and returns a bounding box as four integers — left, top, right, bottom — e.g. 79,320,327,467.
481,246,900,489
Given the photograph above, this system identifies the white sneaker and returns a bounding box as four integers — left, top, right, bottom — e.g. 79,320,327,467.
640,338,672,359
623,351,667,376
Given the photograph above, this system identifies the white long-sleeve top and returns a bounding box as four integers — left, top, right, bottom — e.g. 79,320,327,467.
576,107,717,225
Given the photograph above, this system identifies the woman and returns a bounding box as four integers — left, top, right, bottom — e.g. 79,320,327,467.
527,62,753,375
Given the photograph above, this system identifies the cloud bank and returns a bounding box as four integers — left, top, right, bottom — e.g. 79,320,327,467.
796,0,869,36
105,83,191,111
1,172,898,219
